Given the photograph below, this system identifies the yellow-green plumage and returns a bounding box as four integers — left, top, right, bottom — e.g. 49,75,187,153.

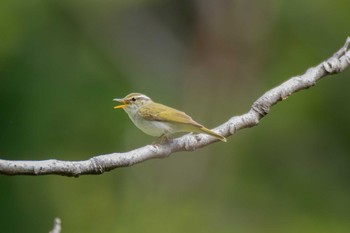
114,93,226,142
139,103,226,142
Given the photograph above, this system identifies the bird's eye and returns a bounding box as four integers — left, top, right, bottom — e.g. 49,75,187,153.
131,97,136,102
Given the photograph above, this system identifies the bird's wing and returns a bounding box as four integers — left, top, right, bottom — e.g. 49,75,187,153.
138,103,203,127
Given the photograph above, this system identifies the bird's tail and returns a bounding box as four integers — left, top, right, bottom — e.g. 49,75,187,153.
198,127,227,142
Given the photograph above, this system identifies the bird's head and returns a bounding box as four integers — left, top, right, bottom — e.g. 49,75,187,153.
113,93,152,113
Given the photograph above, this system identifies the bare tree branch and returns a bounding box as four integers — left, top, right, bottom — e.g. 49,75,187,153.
1,37,349,177
49,218,61,233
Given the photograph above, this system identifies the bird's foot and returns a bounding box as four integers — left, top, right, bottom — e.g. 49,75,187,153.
152,134,173,145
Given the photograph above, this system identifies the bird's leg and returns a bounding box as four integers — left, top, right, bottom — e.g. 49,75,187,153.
152,133,173,145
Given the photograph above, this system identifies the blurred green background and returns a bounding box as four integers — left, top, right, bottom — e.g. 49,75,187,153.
1,0,350,232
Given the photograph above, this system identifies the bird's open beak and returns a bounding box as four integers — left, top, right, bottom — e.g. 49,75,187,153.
113,98,127,109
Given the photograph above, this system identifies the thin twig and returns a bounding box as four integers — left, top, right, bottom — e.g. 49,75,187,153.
49,218,61,233
0,37,349,177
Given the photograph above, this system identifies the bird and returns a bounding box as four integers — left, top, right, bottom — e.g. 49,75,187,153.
113,93,226,142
